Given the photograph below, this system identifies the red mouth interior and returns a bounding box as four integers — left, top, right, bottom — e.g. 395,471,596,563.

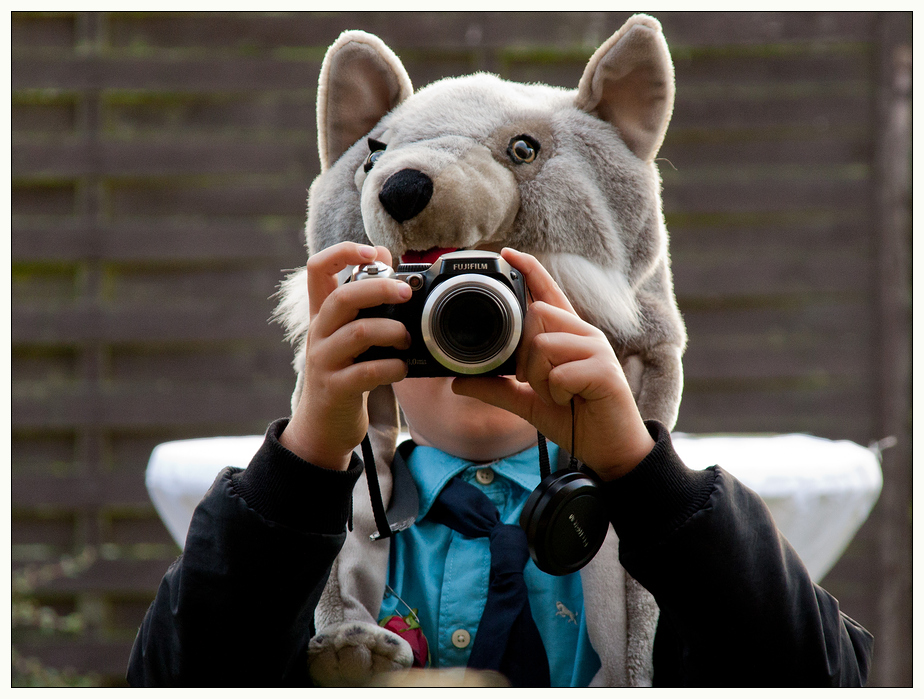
400,247,458,264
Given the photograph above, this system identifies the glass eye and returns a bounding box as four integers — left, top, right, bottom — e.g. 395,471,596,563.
507,136,540,164
364,149,384,173
364,138,387,173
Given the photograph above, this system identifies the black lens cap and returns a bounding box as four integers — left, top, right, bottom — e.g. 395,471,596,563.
519,470,609,576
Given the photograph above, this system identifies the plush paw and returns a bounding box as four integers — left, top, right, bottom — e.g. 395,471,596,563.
308,620,413,687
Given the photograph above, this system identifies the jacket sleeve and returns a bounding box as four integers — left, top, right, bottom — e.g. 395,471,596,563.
126,418,364,687
602,421,874,687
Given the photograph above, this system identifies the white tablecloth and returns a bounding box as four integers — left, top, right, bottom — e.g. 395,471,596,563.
146,432,881,582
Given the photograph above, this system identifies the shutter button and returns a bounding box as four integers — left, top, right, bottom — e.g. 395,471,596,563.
451,628,471,648
475,468,494,485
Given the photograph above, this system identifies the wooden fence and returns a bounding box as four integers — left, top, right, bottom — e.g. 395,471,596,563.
11,11,912,686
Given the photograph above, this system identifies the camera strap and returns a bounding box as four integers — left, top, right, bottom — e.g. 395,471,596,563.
361,434,420,541
536,397,579,478
361,434,393,541
537,431,551,480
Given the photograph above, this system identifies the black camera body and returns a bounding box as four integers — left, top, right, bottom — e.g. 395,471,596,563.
350,250,527,377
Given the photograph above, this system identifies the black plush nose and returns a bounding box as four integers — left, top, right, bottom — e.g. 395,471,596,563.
378,169,434,223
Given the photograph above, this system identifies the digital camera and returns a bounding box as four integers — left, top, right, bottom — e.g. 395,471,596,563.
349,250,527,377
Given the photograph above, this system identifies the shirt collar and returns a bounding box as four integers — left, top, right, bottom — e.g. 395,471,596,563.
405,440,559,518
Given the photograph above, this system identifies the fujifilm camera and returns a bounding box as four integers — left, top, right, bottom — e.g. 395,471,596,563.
349,250,527,377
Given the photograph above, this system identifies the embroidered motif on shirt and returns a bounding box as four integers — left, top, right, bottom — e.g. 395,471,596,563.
555,601,578,625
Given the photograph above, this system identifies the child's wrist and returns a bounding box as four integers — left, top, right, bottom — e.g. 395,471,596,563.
592,423,656,481
278,421,352,471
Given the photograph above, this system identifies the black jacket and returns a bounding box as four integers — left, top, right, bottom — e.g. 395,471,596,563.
127,419,872,687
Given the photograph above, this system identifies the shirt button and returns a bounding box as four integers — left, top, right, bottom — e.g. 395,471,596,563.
475,468,494,485
451,628,471,648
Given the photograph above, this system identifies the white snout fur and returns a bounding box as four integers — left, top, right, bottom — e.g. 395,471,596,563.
359,141,519,256
541,252,642,340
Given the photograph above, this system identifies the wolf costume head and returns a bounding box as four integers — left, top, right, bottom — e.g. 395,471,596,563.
276,14,685,687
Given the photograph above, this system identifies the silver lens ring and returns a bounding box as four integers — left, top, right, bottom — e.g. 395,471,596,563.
421,274,523,375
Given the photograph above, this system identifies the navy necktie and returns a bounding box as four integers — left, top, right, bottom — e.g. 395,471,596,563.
427,476,551,687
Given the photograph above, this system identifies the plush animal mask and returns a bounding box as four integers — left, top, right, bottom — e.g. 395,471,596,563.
276,14,684,687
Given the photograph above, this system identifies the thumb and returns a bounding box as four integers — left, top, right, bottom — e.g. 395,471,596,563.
451,376,536,423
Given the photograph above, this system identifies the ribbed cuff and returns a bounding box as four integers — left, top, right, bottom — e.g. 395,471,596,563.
231,418,364,535
602,420,716,546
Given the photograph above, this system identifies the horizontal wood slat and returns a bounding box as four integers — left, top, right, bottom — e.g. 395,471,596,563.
682,316,873,381
12,384,291,429
17,558,171,596
673,52,873,86
675,384,874,441
672,251,872,298
671,92,872,133
663,174,871,214
107,181,308,218
13,474,154,509
661,133,873,169
12,139,316,178
12,56,320,92
11,222,305,262
97,11,877,52
102,94,315,137
12,303,284,344
669,218,870,251
10,12,76,49
15,639,136,679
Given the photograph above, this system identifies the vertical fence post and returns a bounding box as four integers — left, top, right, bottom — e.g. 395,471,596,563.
73,9,108,638
871,10,912,688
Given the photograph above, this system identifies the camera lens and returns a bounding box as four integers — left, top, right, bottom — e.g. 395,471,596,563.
437,290,509,361
422,274,523,375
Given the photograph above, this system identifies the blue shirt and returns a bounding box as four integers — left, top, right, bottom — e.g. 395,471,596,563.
382,441,602,687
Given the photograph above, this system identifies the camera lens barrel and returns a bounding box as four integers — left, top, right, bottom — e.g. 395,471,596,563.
421,274,523,375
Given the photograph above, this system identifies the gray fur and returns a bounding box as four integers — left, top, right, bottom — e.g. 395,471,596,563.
275,14,684,687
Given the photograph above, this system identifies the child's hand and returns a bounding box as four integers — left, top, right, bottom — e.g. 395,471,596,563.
451,248,655,481
279,242,412,470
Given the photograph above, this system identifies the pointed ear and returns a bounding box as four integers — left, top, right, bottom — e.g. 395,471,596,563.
575,14,674,162
316,30,413,171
